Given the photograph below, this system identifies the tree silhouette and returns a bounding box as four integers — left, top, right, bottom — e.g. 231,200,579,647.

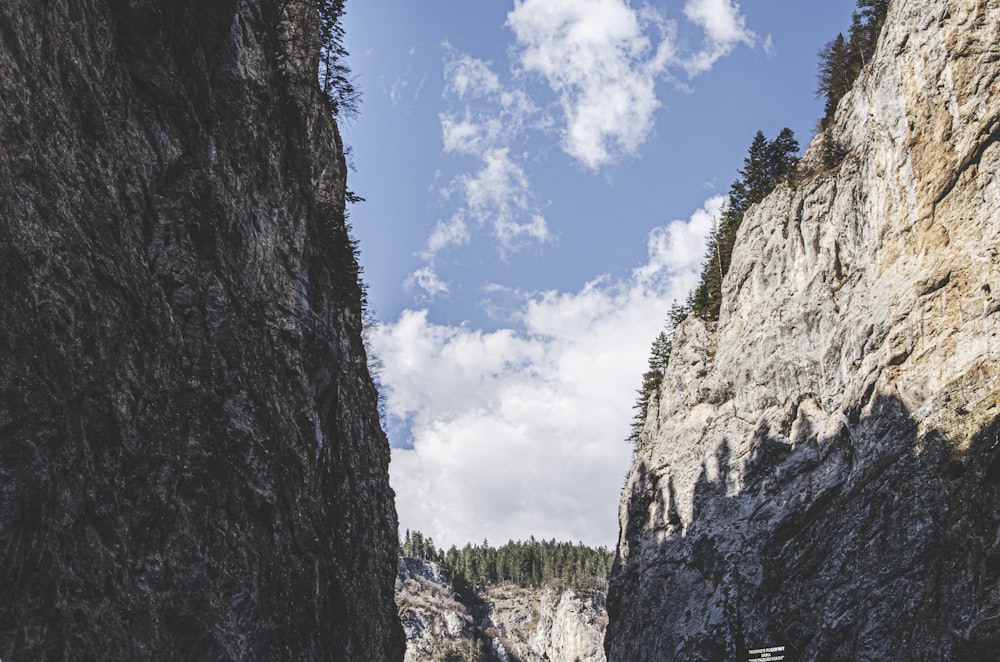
317,0,360,119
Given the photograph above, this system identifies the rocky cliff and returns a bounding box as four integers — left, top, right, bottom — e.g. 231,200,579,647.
0,1,403,659
482,585,606,662
607,0,1000,660
397,559,482,661
397,558,607,662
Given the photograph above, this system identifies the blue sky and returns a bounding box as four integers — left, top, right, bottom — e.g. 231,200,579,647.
342,0,858,549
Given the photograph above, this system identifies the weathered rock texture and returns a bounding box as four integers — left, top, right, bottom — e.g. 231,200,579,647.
396,558,607,662
607,0,1000,660
396,559,482,662
482,586,607,662
0,1,403,660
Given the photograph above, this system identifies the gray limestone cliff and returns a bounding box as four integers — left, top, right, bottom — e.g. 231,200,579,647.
397,559,607,662
0,1,404,660
607,0,1000,660
482,586,606,662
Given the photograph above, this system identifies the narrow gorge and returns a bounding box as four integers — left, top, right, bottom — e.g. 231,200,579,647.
608,0,1000,659
3,0,999,661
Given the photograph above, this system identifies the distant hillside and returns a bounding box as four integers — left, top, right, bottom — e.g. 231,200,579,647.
402,530,613,594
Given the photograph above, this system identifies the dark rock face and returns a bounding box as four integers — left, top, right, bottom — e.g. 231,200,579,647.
608,394,1000,661
0,1,404,659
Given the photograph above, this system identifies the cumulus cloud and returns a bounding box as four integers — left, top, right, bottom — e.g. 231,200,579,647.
507,0,678,170
410,54,551,296
682,0,756,75
406,267,450,297
634,195,725,287
375,197,721,548
410,1,753,295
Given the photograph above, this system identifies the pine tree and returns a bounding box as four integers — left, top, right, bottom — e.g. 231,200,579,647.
817,1,891,129
736,131,773,207
317,0,360,119
416,532,614,593
688,128,799,320
765,128,800,186
628,327,674,446
817,33,856,128
425,536,436,562
852,0,890,60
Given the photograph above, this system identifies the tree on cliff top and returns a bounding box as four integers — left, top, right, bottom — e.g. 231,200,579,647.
628,130,798,446
628,324,676,447
689,128,799,320
817,0,890,129
318,0,360,119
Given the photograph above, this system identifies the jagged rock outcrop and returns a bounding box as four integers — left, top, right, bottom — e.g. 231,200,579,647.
483,587,607,662
397,558,607,662
0,1,403,660
608,1,1000,660
396,559,482,661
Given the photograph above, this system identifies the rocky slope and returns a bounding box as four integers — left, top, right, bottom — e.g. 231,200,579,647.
397,559,606,662
0,1,403,659
397,559,482,661
607,0,1000,660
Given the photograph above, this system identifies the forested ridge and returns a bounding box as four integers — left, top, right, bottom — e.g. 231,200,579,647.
401,530,614,595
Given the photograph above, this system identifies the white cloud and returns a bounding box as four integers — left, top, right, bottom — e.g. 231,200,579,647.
388,70,428,107
682,0,756,75
375,198,721,548
389,75,409,107
406,267,450,297
444,52,502,100
634,195,724,287
763,34,775,59
440,111,502,156
411,2,753,296
462,148,527,211
507,0,678,170
497,213,550,250
457,148,551,253
410,54,551,296
423,214,471,258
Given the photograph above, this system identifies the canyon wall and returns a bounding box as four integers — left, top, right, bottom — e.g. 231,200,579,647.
0,1,403,659
607,0,1000,659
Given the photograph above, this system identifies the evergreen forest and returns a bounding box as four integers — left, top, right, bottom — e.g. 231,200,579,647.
401,530,614,595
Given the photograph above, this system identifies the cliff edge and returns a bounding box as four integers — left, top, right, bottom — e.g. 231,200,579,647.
0,1,403,659
607,0,1000,659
